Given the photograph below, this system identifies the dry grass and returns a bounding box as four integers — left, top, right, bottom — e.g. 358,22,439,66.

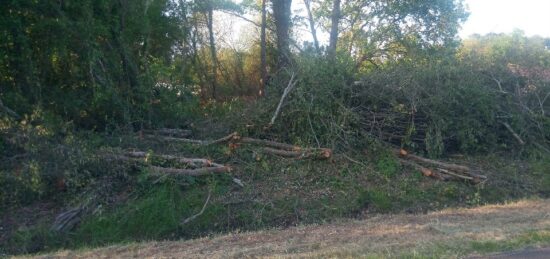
23,199,550,258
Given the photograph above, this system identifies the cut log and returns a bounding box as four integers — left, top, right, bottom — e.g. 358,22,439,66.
398,159,448,181
396,149,487,184
147,132,238,146
142,128,192,138
149,165,231,177
394,149,470,173
262,147,332,160
241,137,300,151
124,151,224,168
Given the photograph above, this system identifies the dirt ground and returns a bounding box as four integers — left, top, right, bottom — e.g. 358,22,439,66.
23,199,550,258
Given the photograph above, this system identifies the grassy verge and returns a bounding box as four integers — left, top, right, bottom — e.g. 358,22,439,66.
17,199,550,258
2,131,549,255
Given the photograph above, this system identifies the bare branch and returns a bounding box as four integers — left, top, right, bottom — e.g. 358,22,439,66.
501,122,526,146
181,189,211,225
270,73,297,125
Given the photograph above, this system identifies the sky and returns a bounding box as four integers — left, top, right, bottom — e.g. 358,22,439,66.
460,0,550,38
221,0,550,49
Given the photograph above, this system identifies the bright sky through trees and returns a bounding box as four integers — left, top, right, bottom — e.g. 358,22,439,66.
460,0,550,38
226,0,550,49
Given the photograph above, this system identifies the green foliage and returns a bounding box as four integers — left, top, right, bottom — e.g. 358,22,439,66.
0,0,196,129
360,190,392,212
74,183,187,245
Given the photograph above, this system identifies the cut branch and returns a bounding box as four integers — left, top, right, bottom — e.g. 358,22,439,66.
141,128,191,138
124,151,224,168
241,137,300,151
395,149,470,173
262,147,332,160
147,132,238,146
149,165,231,177
51,206,84,232
270,73,297,125
501,122,526,145
395,149,487,184
181,189,211,225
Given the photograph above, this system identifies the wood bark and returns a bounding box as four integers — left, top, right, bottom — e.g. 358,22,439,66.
260,0,268,96
328,0,341,57
206,2,218,99
303,0,320,53
272,0,292,69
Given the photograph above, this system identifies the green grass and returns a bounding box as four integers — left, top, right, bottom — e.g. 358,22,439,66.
3,131,550,256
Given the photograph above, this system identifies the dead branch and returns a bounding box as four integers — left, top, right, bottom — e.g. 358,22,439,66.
437,168,474,181
147,132,238,146
51,206,84,232
0,99,20,119
398,159,448,181
241,137,300,151
149,165,231,177
395,149,487,183
181,189,211,225
395,149,470,173
124,151,224,168
262,147,332,160
501,122,526,145
142,128,192,138
270,72,297,125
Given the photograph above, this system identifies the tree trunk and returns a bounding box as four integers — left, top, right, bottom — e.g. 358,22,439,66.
303,0,320,53
260,0,268,96
207,3,218,99
328,0,341,57
272,0,292,70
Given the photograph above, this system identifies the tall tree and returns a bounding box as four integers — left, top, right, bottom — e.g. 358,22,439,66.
206,1,218,99
260,0,268,96
304,0,320,53
272,0,292,70
328,0,341,57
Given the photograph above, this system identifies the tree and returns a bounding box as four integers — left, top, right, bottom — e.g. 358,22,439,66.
304,0,320,53
327,0,468,66
327,0,340,57
272,0,292,70
206,0,219,99
260,0,268,96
